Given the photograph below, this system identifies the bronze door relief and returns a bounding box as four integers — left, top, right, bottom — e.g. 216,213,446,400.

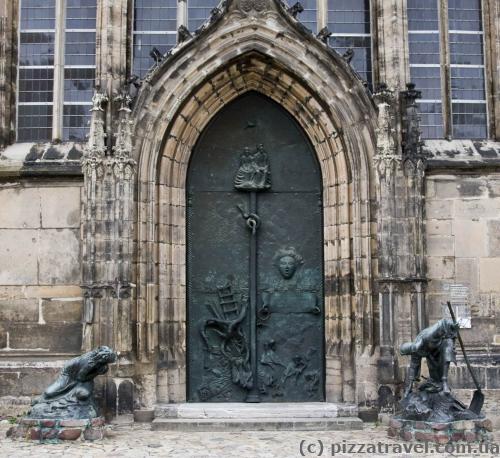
187,93,324,402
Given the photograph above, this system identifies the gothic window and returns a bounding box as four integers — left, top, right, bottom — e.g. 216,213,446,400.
17,0,96,143
133,0,178,78
448,0,487,139
407,0,487,139
18,0,56,142
407,0,443,139
327,0,372,87
63,0,97,141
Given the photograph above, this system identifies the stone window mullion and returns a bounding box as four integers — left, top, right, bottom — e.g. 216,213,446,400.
318,0,327,31
52,0,66,141
482,0,496,139
439,0,452,139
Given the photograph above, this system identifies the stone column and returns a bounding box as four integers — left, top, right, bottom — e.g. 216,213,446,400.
373,0,410,91
373,84,400,379
0,0,18,147
374,82,428,405
95,0,129,140
81,88,136,356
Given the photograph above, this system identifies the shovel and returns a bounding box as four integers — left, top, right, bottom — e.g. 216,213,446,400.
446,301,484,414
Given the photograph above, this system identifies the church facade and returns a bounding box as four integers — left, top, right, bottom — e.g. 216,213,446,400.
1,0,500,422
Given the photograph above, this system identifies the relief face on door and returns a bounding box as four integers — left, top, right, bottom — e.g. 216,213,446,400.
187,92,324,402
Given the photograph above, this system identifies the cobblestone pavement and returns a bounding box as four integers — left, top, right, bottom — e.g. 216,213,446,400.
1,421,500,458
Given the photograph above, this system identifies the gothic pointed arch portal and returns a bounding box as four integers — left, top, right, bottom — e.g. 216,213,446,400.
187,92,324,402
130,0,378,405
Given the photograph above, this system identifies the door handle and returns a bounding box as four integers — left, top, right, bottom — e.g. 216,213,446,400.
237,204,261,234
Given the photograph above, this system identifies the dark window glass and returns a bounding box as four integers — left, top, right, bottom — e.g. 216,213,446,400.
407,0,442,139
448,0,486,138
448,0,482,31
417,102,444,139
329,35,372,85
66,0,97,29
19,32,55,66
188,0,219,31
449,33,484,65
17,105,53,142
63,0,97,142
63,105,92,141
65,31,96,66
409,66,441,100
19,68,54,103
18,0,56,142
408,33,440,65
450,67,485,100
407,0,439,31
327,0,370,34
451,102,487,139
20,0,56,30
64,68,95,103
327,0,371,88
133,32,177,77
285,0,317,32
133,0,178,78
134,0,178,32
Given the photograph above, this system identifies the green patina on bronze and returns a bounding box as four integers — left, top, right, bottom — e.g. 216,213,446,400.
186,92,324,402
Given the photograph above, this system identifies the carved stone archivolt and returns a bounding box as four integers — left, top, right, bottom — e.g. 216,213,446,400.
238,0,269,14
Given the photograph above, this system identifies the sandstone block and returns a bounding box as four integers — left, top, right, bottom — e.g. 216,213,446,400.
455,258,479,292
454,198,500,219
41,299,82,322
6,323,82,352
0,299,39,322
427,256,455,279
38,229,80,285
480,258,500,292
426,235,454,257
487,220,500,256
0,230,39,284
40,186,81,228
0,187,40,229
453,219,486,257
426,200,453,220
426,219,452,236
433,179,460,198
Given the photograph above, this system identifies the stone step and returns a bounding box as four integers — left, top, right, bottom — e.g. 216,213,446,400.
152,403,362,431
152,417,363,432
155,402,358,420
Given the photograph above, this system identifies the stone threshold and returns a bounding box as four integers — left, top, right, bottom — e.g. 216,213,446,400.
152,402,363,431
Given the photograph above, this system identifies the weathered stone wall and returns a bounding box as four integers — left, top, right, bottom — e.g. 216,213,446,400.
0,180,83,411
424,171,500,417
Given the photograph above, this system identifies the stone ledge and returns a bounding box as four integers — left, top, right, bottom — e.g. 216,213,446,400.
6,417,105,442
388,417,493,444
155,402,358,419
152,417,363,431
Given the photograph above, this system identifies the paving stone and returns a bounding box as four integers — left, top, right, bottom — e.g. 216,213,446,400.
4,422,499,457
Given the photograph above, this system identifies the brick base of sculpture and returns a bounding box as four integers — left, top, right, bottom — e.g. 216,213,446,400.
388,417,492,443
7,417,105,442
6,346,116,442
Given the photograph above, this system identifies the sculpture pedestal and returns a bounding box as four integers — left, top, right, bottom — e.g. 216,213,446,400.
388,417,493,443
7,417,105,442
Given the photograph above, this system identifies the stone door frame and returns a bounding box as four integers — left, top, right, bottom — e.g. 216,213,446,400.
130,1,378,405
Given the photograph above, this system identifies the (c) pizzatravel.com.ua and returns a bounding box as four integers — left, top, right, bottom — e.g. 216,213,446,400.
298,439,500,456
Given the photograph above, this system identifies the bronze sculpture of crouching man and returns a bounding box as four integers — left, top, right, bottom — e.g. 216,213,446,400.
398,318,482,423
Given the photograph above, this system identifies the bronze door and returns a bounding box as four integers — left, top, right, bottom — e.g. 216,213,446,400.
187,92,324,402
